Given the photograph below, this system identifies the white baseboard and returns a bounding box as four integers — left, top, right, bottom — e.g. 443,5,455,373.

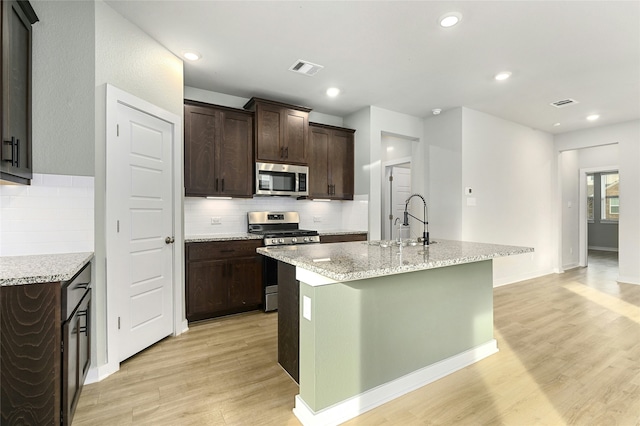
617,275,640,285
493,269,553,287
588,246,619,252
84,361,120,385
293,339,498,426
562,263,580,271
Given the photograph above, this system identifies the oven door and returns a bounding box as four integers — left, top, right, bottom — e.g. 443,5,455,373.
263,256,279,312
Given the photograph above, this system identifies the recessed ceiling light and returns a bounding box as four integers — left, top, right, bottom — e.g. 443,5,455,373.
439,12,462,28
586,114,600,121
494,71,512,81
553,122,561,127
326,87,340,97
183,51,201,61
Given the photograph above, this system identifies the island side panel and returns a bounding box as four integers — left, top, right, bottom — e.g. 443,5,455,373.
298,260,494,412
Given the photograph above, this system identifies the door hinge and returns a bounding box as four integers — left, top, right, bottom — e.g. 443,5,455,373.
118,316,121,330
61,340,64,353
389,175,393,182
117,124,120,137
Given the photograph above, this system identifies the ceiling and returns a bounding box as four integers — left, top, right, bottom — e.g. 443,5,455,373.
106,1,640,134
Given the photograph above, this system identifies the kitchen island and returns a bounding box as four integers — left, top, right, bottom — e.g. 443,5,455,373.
257,239,532,426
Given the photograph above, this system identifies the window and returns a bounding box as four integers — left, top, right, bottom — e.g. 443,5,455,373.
586,174,594,221
601,172,619,221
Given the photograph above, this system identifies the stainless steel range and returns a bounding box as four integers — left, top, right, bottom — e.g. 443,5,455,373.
248,211,320,311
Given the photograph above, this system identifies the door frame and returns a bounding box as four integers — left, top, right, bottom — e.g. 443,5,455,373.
104,84,185,376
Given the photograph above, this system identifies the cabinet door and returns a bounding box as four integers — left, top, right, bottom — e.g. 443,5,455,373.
309,125,330,198
283,108,309,164
62,289,89,426
186,259,229,321
329,129,354,200
255,103,282,162
184,105,219,196
219,110,253,197
1,0,35,183
228,256,263,308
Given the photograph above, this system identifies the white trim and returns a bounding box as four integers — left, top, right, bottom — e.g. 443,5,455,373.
617,275,640,285
104,84,184,378
293,339,498,426
492,269,554,287
588,246,619,252
296,267,339,287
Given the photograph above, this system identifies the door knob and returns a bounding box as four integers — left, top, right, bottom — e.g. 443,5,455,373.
165,237,175,244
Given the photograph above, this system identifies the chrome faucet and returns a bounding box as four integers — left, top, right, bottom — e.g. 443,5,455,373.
394,217,403,245
403,193,429,245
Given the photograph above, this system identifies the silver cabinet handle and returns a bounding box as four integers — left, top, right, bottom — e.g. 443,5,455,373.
165,237,175,244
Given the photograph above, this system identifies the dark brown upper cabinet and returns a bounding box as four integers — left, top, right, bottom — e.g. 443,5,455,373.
244,97,311,165
309,122,355,200
1,0,38,184
184,101,253,198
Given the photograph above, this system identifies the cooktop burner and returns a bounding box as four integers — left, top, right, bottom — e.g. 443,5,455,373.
247,211,320,246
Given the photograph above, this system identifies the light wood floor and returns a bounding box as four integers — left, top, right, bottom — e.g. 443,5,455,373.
74,251,640,425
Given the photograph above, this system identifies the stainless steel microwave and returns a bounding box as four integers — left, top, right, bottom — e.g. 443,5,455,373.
255,162,309,196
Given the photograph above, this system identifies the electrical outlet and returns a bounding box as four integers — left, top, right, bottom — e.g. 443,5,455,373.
211,217,222,225
313,216,322,223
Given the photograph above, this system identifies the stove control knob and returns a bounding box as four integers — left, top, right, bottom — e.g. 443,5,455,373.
303,237,309,242
271,239,278,245
278,238,285,244
291,238,297,243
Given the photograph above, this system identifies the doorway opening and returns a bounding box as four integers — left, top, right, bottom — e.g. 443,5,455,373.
380,134,415,240
584,170,619,268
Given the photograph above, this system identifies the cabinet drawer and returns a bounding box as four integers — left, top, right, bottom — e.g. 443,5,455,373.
62,263,91,320
187,239,263,261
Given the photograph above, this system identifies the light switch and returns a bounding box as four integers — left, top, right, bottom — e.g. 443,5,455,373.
303,296,312,321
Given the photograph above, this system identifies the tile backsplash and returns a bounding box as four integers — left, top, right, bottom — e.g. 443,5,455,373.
0,174,94,256
184,195,368,236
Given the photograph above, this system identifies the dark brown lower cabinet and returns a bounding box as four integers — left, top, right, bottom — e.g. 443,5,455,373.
320,233,367,244
1,262,91,426
186,240,263,322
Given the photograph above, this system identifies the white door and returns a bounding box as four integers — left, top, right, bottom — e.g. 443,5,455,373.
110,101,174,362
383,165,412,240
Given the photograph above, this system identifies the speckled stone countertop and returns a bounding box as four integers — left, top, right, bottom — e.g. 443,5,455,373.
257,239,533,282
185,230,367,243
185,233,262,243
0,252,94,286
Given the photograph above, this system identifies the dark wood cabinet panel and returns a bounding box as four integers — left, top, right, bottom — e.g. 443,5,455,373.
320,233,368,244
245,97,311,165
186,240,263,322
309,123,355,200
184,101,253,197
1,282,61,425
186,259,228,320
1,261,91,426
277,261,299,382
0,0,38,184
229,256,263,308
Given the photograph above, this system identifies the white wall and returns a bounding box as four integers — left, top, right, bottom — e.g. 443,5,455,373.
31,0,95,176
426,108,463,240
345,106,424,241
556,120,640,284
93,0,184,373
460,108,556,285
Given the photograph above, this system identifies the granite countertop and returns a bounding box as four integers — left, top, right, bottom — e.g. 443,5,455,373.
185,233,263,243
0,252,94,286
185,230,367,243
257,239,533,282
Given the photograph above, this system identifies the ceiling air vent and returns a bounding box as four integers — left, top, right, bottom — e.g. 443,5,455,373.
289,60,324,76
550,98,579,108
